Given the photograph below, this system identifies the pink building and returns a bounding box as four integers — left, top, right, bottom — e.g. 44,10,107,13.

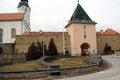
65,2,97,56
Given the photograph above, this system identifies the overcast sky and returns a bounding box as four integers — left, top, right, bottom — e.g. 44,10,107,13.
0,0,120,32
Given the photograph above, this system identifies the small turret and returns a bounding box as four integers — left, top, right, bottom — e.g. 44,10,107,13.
21,0,28,2
17,0,30,13
17,0,31,32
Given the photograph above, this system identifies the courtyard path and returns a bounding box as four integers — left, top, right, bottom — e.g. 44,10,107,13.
54,55,120,80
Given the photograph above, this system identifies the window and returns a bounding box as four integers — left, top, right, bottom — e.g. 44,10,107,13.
0,29,3,42
83,25,87,39
84,26,86,29
11,28,16,38
65,38,67,40
84,35,86,39
84,31,86,34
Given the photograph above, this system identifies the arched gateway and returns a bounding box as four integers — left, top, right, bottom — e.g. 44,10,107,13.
81,43,90,56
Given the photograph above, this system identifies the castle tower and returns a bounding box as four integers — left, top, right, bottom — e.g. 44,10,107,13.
65,2,97,56
18,0,30,13
17,0,31,31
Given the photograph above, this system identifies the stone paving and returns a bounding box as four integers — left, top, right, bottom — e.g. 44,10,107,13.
99,75,120,80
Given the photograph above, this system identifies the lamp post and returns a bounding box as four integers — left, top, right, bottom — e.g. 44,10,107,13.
63,28,65,55
42,33,45,56
62,20,69,55
40,30,45,56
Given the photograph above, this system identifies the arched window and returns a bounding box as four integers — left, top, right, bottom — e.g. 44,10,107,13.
0,29,3,42
11,28,16,38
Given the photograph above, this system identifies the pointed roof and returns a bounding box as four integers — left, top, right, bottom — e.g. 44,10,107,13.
21,0,28,2
65,3,96,28
0,13,24,21
70,3,96,24
18,0,29,8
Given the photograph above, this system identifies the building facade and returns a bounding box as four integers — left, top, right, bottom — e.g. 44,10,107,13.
15,2,97,56
97,29,120,54
65,3,97,56
0,0,30,44
15,32,71,55
1,0,120,56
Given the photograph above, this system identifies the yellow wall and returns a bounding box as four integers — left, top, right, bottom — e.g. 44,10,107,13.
97,34,120,54
15,35,71,55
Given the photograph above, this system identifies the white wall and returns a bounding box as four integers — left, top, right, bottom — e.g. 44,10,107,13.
0,21,23,43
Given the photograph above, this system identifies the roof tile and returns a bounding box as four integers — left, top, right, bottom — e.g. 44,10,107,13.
22,32,69,36
0,13,24,21
96,29,119,35
70,3,96,24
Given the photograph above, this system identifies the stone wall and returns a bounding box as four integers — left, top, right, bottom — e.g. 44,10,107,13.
97,34,120,54
15,34,71,55
115,51,120,56
0,43,15,53
15,34,120,55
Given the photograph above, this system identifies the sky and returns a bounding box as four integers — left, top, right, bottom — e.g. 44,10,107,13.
0,0,120,32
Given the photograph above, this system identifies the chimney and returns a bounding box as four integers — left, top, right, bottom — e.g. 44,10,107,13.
100,30,104,34
39,30,43,34
26,32,30,35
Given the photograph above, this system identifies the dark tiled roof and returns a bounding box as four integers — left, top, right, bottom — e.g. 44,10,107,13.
21,0,28,2
18,1,29,8
70,3,96,24
0,13,24,21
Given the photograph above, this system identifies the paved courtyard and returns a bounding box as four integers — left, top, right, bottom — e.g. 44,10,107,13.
54,55,120,80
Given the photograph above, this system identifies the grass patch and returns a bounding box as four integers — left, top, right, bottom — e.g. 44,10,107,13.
0,57,89,72
50,58,89,68
0,61,40,72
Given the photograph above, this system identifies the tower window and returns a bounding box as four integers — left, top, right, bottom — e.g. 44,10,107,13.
84,26,86,29
11,28,16,38
84,31,86,34
84,35,86,39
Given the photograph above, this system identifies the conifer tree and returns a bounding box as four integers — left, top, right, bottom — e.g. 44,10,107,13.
104,43,112,55
37,41,48,56
27,42,41,60
48,38,58,56
37,41,43,54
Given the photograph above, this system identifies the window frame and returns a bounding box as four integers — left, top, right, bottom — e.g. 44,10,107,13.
11,28,16,38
